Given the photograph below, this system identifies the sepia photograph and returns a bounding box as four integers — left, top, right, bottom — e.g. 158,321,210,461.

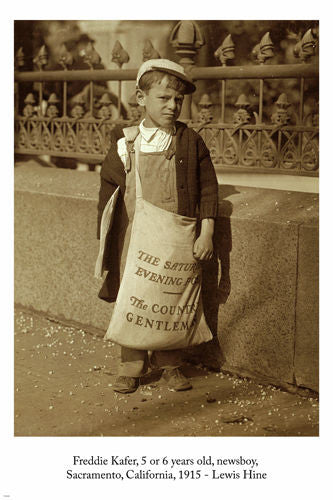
13,18,319,440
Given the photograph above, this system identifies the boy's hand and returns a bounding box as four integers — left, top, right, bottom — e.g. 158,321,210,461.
193,218,215,261
193,234,214,261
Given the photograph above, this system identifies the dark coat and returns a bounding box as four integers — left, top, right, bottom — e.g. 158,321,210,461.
97,120,218,302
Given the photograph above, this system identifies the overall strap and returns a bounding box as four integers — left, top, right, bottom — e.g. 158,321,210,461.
134,135,143,200
123,126,140,173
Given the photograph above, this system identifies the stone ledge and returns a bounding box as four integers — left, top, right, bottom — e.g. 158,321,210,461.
15,161,319,224
15,160,100,199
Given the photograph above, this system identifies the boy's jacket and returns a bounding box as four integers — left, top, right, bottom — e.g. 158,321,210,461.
97,120,218,302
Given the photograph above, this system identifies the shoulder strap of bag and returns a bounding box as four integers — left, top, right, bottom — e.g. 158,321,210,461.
123,126,140,172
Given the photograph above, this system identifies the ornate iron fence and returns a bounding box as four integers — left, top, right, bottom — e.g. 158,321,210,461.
14,21,319,175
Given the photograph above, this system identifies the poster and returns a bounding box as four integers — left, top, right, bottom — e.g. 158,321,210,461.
2,2,329,499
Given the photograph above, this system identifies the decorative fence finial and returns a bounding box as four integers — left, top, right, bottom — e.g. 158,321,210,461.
170,20,204,66
58,44,73,69
97,93,113,120
214,34,235,66
46,93,60,118
111,41,130,67
252,32,274,64
23,93,36,117
142,40,160,62
294,29,317,62
33,45,48,70
80,42,101,68
198,94,213,123
233,94,251,125
271,93,291,125
70,95,86,119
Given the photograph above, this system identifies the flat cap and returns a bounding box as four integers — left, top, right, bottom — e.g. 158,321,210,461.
136,58,196,94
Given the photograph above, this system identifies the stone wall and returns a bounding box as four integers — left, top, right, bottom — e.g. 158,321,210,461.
14,162,319,391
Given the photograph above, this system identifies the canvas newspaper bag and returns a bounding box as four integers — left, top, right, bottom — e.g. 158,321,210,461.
104,134,213,350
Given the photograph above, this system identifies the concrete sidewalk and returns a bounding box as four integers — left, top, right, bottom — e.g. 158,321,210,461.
14,307,319,437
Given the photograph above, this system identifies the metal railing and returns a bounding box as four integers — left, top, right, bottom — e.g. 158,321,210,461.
14,21,319,175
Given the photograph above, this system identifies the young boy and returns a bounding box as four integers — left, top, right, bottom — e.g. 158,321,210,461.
97,59,218,394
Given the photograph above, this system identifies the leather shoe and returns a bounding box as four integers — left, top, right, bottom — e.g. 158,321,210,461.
113,376,139,394
162,368,192,391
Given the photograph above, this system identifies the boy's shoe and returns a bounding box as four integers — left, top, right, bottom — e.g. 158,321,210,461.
113,376,139,394
162,368,192,391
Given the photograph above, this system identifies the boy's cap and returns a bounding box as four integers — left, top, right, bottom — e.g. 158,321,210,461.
136,59,196,94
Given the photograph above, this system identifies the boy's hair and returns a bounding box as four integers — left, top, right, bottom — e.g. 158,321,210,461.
138,70,187,95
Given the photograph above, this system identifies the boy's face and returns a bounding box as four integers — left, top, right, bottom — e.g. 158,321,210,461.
136,75,184,129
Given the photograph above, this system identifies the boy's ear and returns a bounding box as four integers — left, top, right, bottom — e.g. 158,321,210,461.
136,88,146,107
